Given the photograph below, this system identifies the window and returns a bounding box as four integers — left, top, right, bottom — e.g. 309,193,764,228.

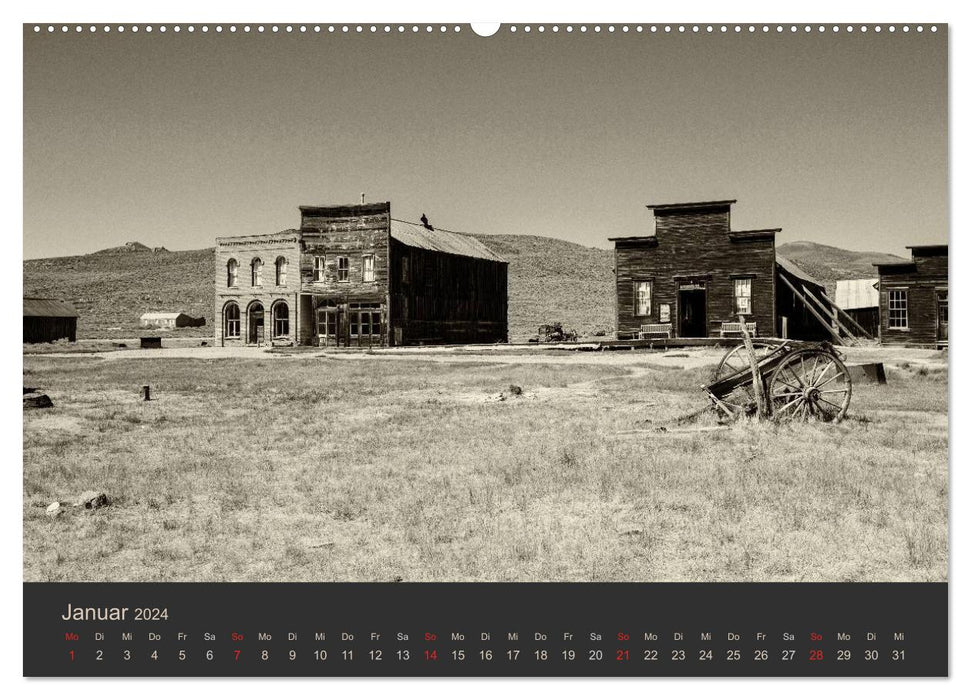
313,256,325,282
227,259,239,287
337,256,349,282
273,302,289,337
363,254,375,282
401,256,410,284
224,303,240,338
634,281,652,316
350,310,381,338
275,257,287,286
251,258,263,286
734,278,753,315
889,289,908,329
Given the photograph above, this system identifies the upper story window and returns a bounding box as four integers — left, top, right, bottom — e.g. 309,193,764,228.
313,256,325,282
401,256,410,284
888,289,908,329
734,278,752,315
227,259,239,287
363,254,375,282
337,256,349,282
251,258,264,286
634,281,652,316
275,257,287,286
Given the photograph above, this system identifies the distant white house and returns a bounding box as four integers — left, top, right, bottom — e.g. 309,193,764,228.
834,278,879,338
139,312,205,329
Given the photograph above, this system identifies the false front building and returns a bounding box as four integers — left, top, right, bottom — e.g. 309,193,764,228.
215,202,508,347
874,245,948,347
609,199,836,341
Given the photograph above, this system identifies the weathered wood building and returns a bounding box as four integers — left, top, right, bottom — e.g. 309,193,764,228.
609,199,833,341
874,245,948,347
215,202,508,347
23,297,78,343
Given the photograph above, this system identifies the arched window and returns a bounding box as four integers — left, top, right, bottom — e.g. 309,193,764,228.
227,259,239,287
275,256,288,286
251,258,263,286
273,301,290,338
224,302,240,338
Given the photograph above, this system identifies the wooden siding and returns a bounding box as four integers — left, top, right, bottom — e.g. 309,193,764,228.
614,206,776,338
23,316,77,343
878,250,948,346
389,238,508,345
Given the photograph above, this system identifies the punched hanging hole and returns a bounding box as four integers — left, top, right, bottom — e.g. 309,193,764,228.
471,23,501,37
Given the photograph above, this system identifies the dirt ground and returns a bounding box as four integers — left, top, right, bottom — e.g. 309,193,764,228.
23,342,948,583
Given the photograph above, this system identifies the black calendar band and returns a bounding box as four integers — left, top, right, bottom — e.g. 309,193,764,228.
24,582,947,677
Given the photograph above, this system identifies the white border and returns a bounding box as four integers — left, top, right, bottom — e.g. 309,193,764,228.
3,1,965,698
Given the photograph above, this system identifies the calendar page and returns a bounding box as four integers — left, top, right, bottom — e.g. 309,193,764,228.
21,17,949,678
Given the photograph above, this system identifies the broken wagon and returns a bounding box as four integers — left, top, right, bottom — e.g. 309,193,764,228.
704,340,853,422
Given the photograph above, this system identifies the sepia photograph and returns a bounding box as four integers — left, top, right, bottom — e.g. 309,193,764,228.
22,23,947,584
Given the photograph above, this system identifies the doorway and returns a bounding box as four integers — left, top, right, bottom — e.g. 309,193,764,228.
248,302,265,345
937,290,948,345
317,306,344,347
678,288,707,338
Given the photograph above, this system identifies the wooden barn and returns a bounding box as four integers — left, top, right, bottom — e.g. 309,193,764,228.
874,245,948,347
23,297,78,343
834,278,880,339
215,201,508,347
609,199,840,342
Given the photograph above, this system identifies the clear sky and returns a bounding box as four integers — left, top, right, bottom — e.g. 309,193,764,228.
23,25,947,259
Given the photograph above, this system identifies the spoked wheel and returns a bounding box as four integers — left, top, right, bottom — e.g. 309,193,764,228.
712,342,776,417
714,342,775,380
768,349,852,422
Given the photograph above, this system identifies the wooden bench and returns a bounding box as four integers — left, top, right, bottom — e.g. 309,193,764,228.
638,323,673,339
719,321,757,338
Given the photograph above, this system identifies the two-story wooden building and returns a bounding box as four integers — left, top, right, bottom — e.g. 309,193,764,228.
609,199,833,341
215,201,508,347
874,245,948,347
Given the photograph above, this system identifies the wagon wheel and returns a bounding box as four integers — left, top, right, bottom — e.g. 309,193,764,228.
712,342,775,416
714,342,774,380
768,349,852,422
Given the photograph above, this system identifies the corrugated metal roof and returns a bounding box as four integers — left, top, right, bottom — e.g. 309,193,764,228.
23,298,79,318
776,255,823,287
834,278,879,310
389,220,505,263
140,312,184,320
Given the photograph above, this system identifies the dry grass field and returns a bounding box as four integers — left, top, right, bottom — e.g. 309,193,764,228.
23,346,947,583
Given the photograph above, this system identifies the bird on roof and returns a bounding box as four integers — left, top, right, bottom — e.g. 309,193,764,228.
420,213,434,231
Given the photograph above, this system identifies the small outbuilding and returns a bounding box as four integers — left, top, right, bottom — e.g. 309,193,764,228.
23,297,79,343
874,245,948,347
139,312,205,329
834,278,880,339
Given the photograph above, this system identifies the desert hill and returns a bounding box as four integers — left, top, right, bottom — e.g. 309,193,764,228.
24,236,902,340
